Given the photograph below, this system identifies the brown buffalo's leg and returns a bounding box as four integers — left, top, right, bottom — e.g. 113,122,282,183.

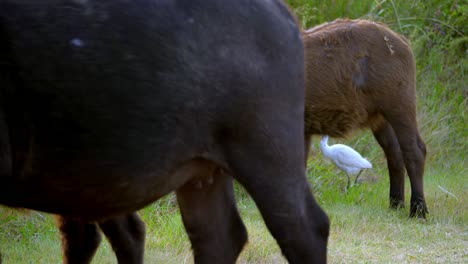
386,113,427,218
372,121,406,209
99,213,146,264
225,122,329,263
56,216,102,264
176,171,247,264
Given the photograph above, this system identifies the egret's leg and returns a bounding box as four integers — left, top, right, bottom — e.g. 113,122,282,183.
346,172,351,191
354,170,363,185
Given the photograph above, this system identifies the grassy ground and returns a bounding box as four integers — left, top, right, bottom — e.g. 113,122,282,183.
1,0,466,263
1,164,466,263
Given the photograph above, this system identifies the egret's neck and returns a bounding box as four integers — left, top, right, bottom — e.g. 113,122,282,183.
320,135,332,158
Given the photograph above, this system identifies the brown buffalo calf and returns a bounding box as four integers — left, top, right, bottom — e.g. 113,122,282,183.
303,19,427,218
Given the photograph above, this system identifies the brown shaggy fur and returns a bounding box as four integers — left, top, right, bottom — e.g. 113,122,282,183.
303,19,428,218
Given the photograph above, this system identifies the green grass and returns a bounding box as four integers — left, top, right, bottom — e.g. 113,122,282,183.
1,0,466,263
1,163,466,263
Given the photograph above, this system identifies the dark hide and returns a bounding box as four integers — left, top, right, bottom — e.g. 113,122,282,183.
0,0,329,263
303,19,427,218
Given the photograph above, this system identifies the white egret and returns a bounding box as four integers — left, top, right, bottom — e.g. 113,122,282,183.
320,135,372,189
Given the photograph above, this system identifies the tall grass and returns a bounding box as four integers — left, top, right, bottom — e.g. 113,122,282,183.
1,0,466,263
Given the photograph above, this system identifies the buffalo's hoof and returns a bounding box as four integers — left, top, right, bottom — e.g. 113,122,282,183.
409,201,428,219
389,198,405,210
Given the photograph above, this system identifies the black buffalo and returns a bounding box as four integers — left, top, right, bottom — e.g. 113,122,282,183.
0,0,329,263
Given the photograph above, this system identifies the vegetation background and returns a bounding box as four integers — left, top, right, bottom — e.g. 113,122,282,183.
1,0,466,263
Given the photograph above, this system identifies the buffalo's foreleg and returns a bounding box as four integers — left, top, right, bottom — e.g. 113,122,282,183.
56,216,102,264
176,170,247,264
98,213,146,264
372,121,406,209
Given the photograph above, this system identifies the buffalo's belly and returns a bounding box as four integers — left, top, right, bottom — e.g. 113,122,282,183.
3,157,194,220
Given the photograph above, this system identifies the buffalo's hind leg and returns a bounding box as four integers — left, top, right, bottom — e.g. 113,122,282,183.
56,216,102,264
386,112,428,218
225,126,329,263
176,169,247,264
98,213,146,264
372,121,406,209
